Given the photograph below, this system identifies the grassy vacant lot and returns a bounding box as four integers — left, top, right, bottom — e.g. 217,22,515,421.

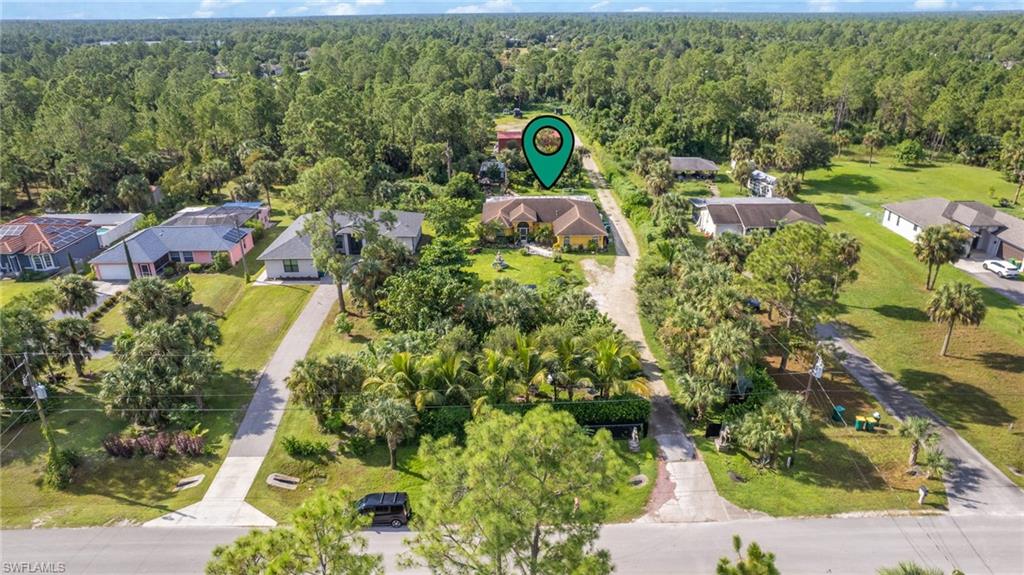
0,279,314,528
307,297,379,359
800,151,1024,487
246,405,659,524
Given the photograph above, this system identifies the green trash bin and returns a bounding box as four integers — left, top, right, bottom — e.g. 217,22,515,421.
854,417,865,431
865,420,876,432
832,406,846,423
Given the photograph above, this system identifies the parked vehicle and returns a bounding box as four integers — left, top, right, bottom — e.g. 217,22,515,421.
982,260,1021,278
356,492,411,528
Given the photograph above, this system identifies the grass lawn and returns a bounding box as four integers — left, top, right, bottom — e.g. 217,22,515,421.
799,151,1024,487
246,406,658,524
698,355,948,516
307,296,379,359
0,280,315,528
0,279,52,307
468,247,614,286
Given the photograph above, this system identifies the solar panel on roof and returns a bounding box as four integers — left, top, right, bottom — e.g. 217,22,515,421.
223,228,248,243
0,225,27,237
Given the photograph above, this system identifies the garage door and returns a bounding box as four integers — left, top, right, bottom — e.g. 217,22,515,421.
96,264,132,281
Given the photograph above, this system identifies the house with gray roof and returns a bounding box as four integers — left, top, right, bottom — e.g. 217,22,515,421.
89,224,254,281
258,210,424,280
692,197,825,237
669,157,719,180
163,202,270,228
882,198,1024,260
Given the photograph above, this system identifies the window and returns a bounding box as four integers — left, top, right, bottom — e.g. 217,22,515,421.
896,216,902,226
31,254,55,270
886,211,891,221
912,224,919,232
139,264,152,277
182,251,194,263
169,251,181,262
283,259,299,273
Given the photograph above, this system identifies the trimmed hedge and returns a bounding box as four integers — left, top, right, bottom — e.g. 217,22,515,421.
419,394,651,440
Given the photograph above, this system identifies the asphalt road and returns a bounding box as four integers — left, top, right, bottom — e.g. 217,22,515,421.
3,516,1022,574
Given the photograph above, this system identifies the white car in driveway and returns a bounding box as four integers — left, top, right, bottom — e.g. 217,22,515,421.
982,259,1021,279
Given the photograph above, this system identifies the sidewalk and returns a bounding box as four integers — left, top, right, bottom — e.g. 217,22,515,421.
818,323,1024,516
145,284,336,527
579,154,761,522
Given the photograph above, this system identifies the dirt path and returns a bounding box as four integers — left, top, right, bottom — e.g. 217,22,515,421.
578,154,762,522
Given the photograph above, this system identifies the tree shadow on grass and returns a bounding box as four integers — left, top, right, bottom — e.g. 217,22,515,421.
805,173,881,195
899,369,1013,427
873,304,929,322
889,166,921,173
974,352,1024,374
785,434,888,491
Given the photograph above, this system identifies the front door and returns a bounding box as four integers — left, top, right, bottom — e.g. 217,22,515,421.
518,223,529,243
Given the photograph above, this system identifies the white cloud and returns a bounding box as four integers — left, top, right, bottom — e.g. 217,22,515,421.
589,0,611,9
913,0,950,8
192,0,244,18
356,0,385,5
287,5,310,13
323,2,356,14
623,5,652,11
808,0,838,11
447,0,518,14
266,8,277,16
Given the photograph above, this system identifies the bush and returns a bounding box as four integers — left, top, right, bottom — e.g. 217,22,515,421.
188,263,203,273
136,432,173,459
333,315,354,336
102,434,137,458
213,252,231,272
344,433,373,457
246,220,265,241
43,447,79,490
282,435,330,458
419,406,473,439
173,430,206,457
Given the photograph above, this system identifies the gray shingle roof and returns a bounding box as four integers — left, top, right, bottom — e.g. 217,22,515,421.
258,210,424,261
702,198,825,229
89,225,250,264
883,198,1024,249
669,157,718,172
45,213,142,227
163,205,261,227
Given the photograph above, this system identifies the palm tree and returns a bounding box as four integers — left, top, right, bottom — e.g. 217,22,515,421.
475,348,516,413
543,337,594,401
766,392,811,456
424,353,477,406
695,321,755,385
862,130,884,166
678,374,725,422
508,335,548,401
177,312,222,351
736,408,786,467
52,274,97,316
590,337,648,398
48,318,101,377
898,416,939,468
913,225,970,290
921,448,952,480
926,282,986,356
362,352,440,411
352,394,418,469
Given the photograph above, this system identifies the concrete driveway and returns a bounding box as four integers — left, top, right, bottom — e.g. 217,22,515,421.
954,255,1024,305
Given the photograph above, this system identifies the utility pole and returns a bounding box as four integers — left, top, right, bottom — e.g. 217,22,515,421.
22,352,56,453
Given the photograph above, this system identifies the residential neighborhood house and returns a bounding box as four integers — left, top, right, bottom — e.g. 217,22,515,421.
692,197,825,237
0,216,101,277
747,170,778,197
478,159,508,187
495,129,522,153
258,210,424,280
90,224,255,280
481,195,608,250
669,156,718,180
882,198,1024,260
45,213,142,247
162,202,271,228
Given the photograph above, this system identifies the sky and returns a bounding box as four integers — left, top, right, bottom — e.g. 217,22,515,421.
1,0,1021,20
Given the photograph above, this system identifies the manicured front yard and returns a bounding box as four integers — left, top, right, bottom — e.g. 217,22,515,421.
801,152,1024,487
0,279,315,528
469,247,614,286
306,297,379,359
0,279,51,307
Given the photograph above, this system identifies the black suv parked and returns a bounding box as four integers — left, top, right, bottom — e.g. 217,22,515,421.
356,492,411,528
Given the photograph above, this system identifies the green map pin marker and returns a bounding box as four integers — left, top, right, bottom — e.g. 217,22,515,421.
522,115,575,189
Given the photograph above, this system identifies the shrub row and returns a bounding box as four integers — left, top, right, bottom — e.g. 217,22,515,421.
86,292,121,323
419,395,651,440
102,430,206,459
282,435,330,458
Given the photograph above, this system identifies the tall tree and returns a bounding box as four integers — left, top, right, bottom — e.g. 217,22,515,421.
405,406,622,575
913,225,971,290
350,393,419,469
288,354,367,429
287,157,369,313
51,274,97,316
48,317,101,378
999,130,1024,205
926,282,986,357
120,276,194,329
862,130,884,166
207,490,383,575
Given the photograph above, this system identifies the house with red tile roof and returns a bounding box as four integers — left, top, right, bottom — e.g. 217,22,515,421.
0,216,101,277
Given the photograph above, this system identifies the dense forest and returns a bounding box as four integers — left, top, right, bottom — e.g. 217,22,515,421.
2,14,1023,214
